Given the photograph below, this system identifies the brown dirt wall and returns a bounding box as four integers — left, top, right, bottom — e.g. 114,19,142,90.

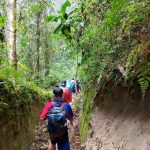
85,84,150,150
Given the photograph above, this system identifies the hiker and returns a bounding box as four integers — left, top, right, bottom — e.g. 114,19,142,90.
61,80,66,87
70,78,76,93
76,80,81,93
40,87,74,150
61,81,72,103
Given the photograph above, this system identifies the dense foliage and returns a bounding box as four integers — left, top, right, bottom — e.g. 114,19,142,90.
0,0,77,86
49,0,150,141
0,67,49,121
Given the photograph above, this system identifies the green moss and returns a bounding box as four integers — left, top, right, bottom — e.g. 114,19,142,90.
80,85,96,142
0,76,49,149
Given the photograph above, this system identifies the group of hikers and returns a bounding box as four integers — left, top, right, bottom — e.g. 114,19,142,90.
40,78,81,150
60,78,81,96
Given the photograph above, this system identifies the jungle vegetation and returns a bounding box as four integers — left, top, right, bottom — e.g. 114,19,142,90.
0,0,150,143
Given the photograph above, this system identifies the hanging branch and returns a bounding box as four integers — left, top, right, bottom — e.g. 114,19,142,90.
40,0,49,6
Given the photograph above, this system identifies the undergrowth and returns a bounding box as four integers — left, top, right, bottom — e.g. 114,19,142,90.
0,65,50,150
0,67,49,122
75,0,150,141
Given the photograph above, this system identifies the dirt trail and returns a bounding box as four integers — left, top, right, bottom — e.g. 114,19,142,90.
28,111,82,150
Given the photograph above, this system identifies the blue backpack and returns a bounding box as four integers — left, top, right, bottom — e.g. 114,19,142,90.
47,101,67,138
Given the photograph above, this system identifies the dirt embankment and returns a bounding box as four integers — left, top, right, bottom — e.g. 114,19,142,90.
86,84,150,150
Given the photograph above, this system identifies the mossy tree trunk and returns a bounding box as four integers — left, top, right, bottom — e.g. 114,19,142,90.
7,0,17,69
36,12,41,74
44,35,50,77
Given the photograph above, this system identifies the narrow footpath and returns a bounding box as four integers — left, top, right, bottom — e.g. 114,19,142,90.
28,98,83,150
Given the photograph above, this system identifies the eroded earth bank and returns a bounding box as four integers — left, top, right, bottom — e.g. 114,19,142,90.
85,84,150,150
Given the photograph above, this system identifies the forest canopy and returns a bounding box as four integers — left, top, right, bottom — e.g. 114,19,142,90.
0,0,78,87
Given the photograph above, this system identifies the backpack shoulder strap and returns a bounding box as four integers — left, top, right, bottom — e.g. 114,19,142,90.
48,102,56,112
61,102,67,109
51,102,56,107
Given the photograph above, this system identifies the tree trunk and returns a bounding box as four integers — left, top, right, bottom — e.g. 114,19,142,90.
7,0,17,69
44,36,50,76
36,12,41,74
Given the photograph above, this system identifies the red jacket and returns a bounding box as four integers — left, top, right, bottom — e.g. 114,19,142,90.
61,87,72,103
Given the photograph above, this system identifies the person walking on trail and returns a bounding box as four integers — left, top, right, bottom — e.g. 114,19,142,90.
61,81,72,103
70,78,76,93
40,87,74,150
76,80,81,93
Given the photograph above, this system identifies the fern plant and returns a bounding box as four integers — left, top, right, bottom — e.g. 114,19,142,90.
125,45,142,81
137,60,150,100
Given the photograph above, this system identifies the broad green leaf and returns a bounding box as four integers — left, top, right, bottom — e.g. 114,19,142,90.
45,15,57,22
0,16,6,27
54,23,63,34
59,0,71,16
0,16,6,20
45,15,62,22
0,21,4,27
